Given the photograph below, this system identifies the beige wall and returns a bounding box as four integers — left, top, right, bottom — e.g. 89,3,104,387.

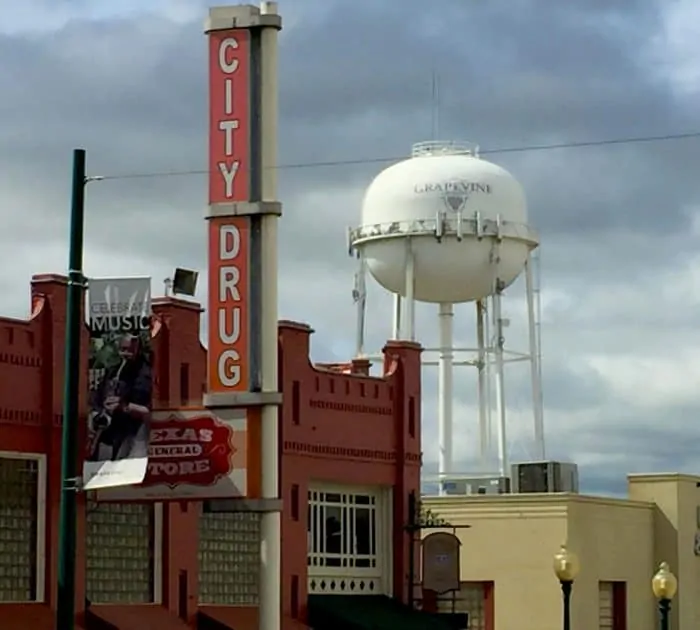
424,493,654,630
629,473,700,630
566,496,654,630
424,494,566,630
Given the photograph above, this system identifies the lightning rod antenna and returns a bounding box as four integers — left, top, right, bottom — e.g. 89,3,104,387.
431,69,441,140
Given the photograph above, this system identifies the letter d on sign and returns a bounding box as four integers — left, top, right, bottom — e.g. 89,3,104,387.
220,224,241,260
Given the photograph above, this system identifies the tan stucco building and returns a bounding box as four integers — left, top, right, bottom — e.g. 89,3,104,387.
422,473,700,630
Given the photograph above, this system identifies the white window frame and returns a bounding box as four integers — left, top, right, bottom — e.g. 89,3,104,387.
0,451,47,603
307,483,392,596
598,581,614,630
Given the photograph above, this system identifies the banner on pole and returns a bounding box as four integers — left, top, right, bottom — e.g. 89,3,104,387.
94,408,248,501
83,276,153,490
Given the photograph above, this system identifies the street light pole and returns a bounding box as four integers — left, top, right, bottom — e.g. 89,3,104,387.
55,148,87,630
658,598,671,630
560,580,573,630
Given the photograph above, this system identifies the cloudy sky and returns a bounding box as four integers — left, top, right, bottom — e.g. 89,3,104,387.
1,0,700,495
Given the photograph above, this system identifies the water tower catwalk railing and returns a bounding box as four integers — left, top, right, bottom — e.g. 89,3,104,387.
348,143,543,490
411,139,479,157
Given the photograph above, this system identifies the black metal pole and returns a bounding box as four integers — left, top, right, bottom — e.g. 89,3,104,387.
561,580,572,630
658,599,670,630
55,149,87,630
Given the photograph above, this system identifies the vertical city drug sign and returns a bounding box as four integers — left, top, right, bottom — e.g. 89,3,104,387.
208,25,252,394
205,7,283,630
83,277,153,490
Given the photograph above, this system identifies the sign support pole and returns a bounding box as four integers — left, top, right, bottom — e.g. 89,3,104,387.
258,5,281,629
56,148,87,630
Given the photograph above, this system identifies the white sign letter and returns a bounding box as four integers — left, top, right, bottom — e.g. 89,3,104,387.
218,349,241,387
219,38,239,73
219,120,240,156
218,307,241,344
218,161,240,198
219,266,241,302
225,78,233,115
219,225,241,260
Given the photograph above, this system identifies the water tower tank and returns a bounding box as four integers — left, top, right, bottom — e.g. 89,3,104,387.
354,141,538,304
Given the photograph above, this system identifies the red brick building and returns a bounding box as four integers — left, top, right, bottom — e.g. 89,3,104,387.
0,274,423,630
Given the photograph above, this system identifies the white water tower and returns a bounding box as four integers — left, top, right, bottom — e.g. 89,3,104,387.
348,141,544,492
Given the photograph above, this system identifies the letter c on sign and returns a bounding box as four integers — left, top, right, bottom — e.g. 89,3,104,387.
218,349,241,387
219,38,239,73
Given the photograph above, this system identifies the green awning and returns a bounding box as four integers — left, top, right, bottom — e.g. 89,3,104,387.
307,594,466,630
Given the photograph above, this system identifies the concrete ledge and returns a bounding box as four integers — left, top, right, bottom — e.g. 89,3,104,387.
206,201,282,218
203,391,282,408
205,497,282,512
31,273,68,285
205,5,282,33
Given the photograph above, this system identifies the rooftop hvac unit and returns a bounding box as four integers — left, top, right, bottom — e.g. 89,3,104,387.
511,461,579,494
441,476,511,496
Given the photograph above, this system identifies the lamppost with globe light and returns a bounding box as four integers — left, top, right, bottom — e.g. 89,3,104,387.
553,544,580,630
652,562,677,630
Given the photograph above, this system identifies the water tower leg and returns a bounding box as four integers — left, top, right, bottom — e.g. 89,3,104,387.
483,299,494,465
476,299,488,471
392,294,402,340
354,254,367,357
493,284,508,478
404,243,416,341
525,255,545,459
438,302,454,494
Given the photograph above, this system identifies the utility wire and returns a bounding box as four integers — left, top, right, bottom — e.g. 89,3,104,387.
97,129,700,182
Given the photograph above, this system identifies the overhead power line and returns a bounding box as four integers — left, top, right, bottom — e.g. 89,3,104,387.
97,129,700,182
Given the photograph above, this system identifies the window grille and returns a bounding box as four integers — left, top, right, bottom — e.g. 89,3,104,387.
307,488,386,595
198,510,261,604
307,490,378,570
437,582,487,630
599,581,614,630
0,458,38,601
86,500,155,603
